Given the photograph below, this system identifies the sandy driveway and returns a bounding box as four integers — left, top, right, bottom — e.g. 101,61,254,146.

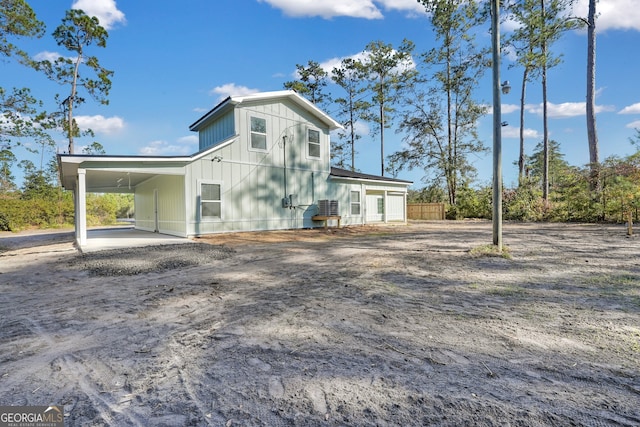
0,221,638,426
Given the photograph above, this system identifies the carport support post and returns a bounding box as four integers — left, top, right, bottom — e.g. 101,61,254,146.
76,168,87,246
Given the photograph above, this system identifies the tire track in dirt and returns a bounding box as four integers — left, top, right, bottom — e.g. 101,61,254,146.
52,353,147,426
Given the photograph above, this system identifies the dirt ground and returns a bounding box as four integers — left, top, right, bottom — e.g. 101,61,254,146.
0,221,639,426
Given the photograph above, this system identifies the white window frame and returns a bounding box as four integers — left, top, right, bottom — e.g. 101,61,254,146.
199,180,223,221
377,196,385,215
350,190,361,216
249,114,268,152
306,127,321,159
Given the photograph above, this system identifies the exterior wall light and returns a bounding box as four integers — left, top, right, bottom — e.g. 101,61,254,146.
501,81,511,95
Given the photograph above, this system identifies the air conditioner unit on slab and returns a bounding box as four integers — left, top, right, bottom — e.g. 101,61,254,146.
318,200,339,216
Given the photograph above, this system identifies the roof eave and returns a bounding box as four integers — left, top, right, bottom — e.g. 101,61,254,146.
189,90,343,132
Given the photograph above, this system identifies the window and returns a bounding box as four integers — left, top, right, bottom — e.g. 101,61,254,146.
250,116,267,150
201,182,221,219
350,191,361,215
377,197,384,214
307,128,320,158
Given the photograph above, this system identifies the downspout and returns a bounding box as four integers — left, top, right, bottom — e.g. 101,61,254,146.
283,135,288,199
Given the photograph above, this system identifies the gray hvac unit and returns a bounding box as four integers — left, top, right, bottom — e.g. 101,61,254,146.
318,200,339,216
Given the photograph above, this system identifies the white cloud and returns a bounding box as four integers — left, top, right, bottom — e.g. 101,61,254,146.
258,0,383,19
33,51,65,62
573,0,640,31
619,103,640,114
501,125,541,139
139,140,192,156
72,0,126,29
209,83,260,102
625,120,640,129
74,115,124,134
525,102,614,118
377,0,426,16
501,104,521,114
316,48,415,80
486,103,521,115
503,44,518,62
177,135,199,146
259,0,426,19
312,52,367,78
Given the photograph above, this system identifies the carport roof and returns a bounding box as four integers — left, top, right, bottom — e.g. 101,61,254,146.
57,136,237,193
57,154,190,193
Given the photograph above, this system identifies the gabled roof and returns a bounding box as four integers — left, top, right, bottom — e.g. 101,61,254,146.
189,90,343,132
330,167,413,185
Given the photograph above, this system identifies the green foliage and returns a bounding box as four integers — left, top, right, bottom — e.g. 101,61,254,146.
0,149,17,191
0,191,134,231
38,9,113,154
331,57,370,171
1,4,54,168
283,60,330,108
85,193,133,226
414,147,640,223
407,184,447,203
503,177,545,221
361,39,417,175
0,191,74,231
454,183,491,219
390,0,488,205
0,0,45,59
82,141,106,154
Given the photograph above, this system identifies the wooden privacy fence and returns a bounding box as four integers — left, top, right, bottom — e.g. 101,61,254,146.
407,203,446,220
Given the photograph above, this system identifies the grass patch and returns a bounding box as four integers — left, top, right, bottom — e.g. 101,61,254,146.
486,284,528,297
469,244,512,259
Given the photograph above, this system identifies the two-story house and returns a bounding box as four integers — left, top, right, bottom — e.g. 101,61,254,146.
58,90,412,247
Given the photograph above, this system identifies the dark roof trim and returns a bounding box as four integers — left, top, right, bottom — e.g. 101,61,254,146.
330,167,412,185
188,96,232,131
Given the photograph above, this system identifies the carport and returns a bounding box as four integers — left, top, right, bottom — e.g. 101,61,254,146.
58,154,189,248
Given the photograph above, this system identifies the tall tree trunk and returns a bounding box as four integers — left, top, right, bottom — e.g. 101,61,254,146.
519,67,528,184
586,0,599,191
446,37,454,205
541,0,549,203
380,96,385,176
349,94,356,171
68,50,82,155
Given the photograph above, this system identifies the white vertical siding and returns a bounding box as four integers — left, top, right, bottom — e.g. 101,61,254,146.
366,193,385,223
186,98,335,235
135,174,186,236
199,109,235,151
386,193,406,221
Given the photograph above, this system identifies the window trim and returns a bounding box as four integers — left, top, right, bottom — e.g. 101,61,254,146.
350,190,361,216
249,114,268,152
306,126,321,160
199,180,223,221
377,196,385,215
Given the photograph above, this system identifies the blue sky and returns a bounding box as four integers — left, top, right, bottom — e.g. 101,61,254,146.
5,0,640,189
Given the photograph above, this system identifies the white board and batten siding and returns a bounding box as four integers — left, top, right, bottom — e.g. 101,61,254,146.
135,173,187,236
326,178,408,226
59,91,411,246
365,190,407,223
185,98,334,235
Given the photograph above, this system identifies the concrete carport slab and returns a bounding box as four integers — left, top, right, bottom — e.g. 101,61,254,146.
81,227,191,253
